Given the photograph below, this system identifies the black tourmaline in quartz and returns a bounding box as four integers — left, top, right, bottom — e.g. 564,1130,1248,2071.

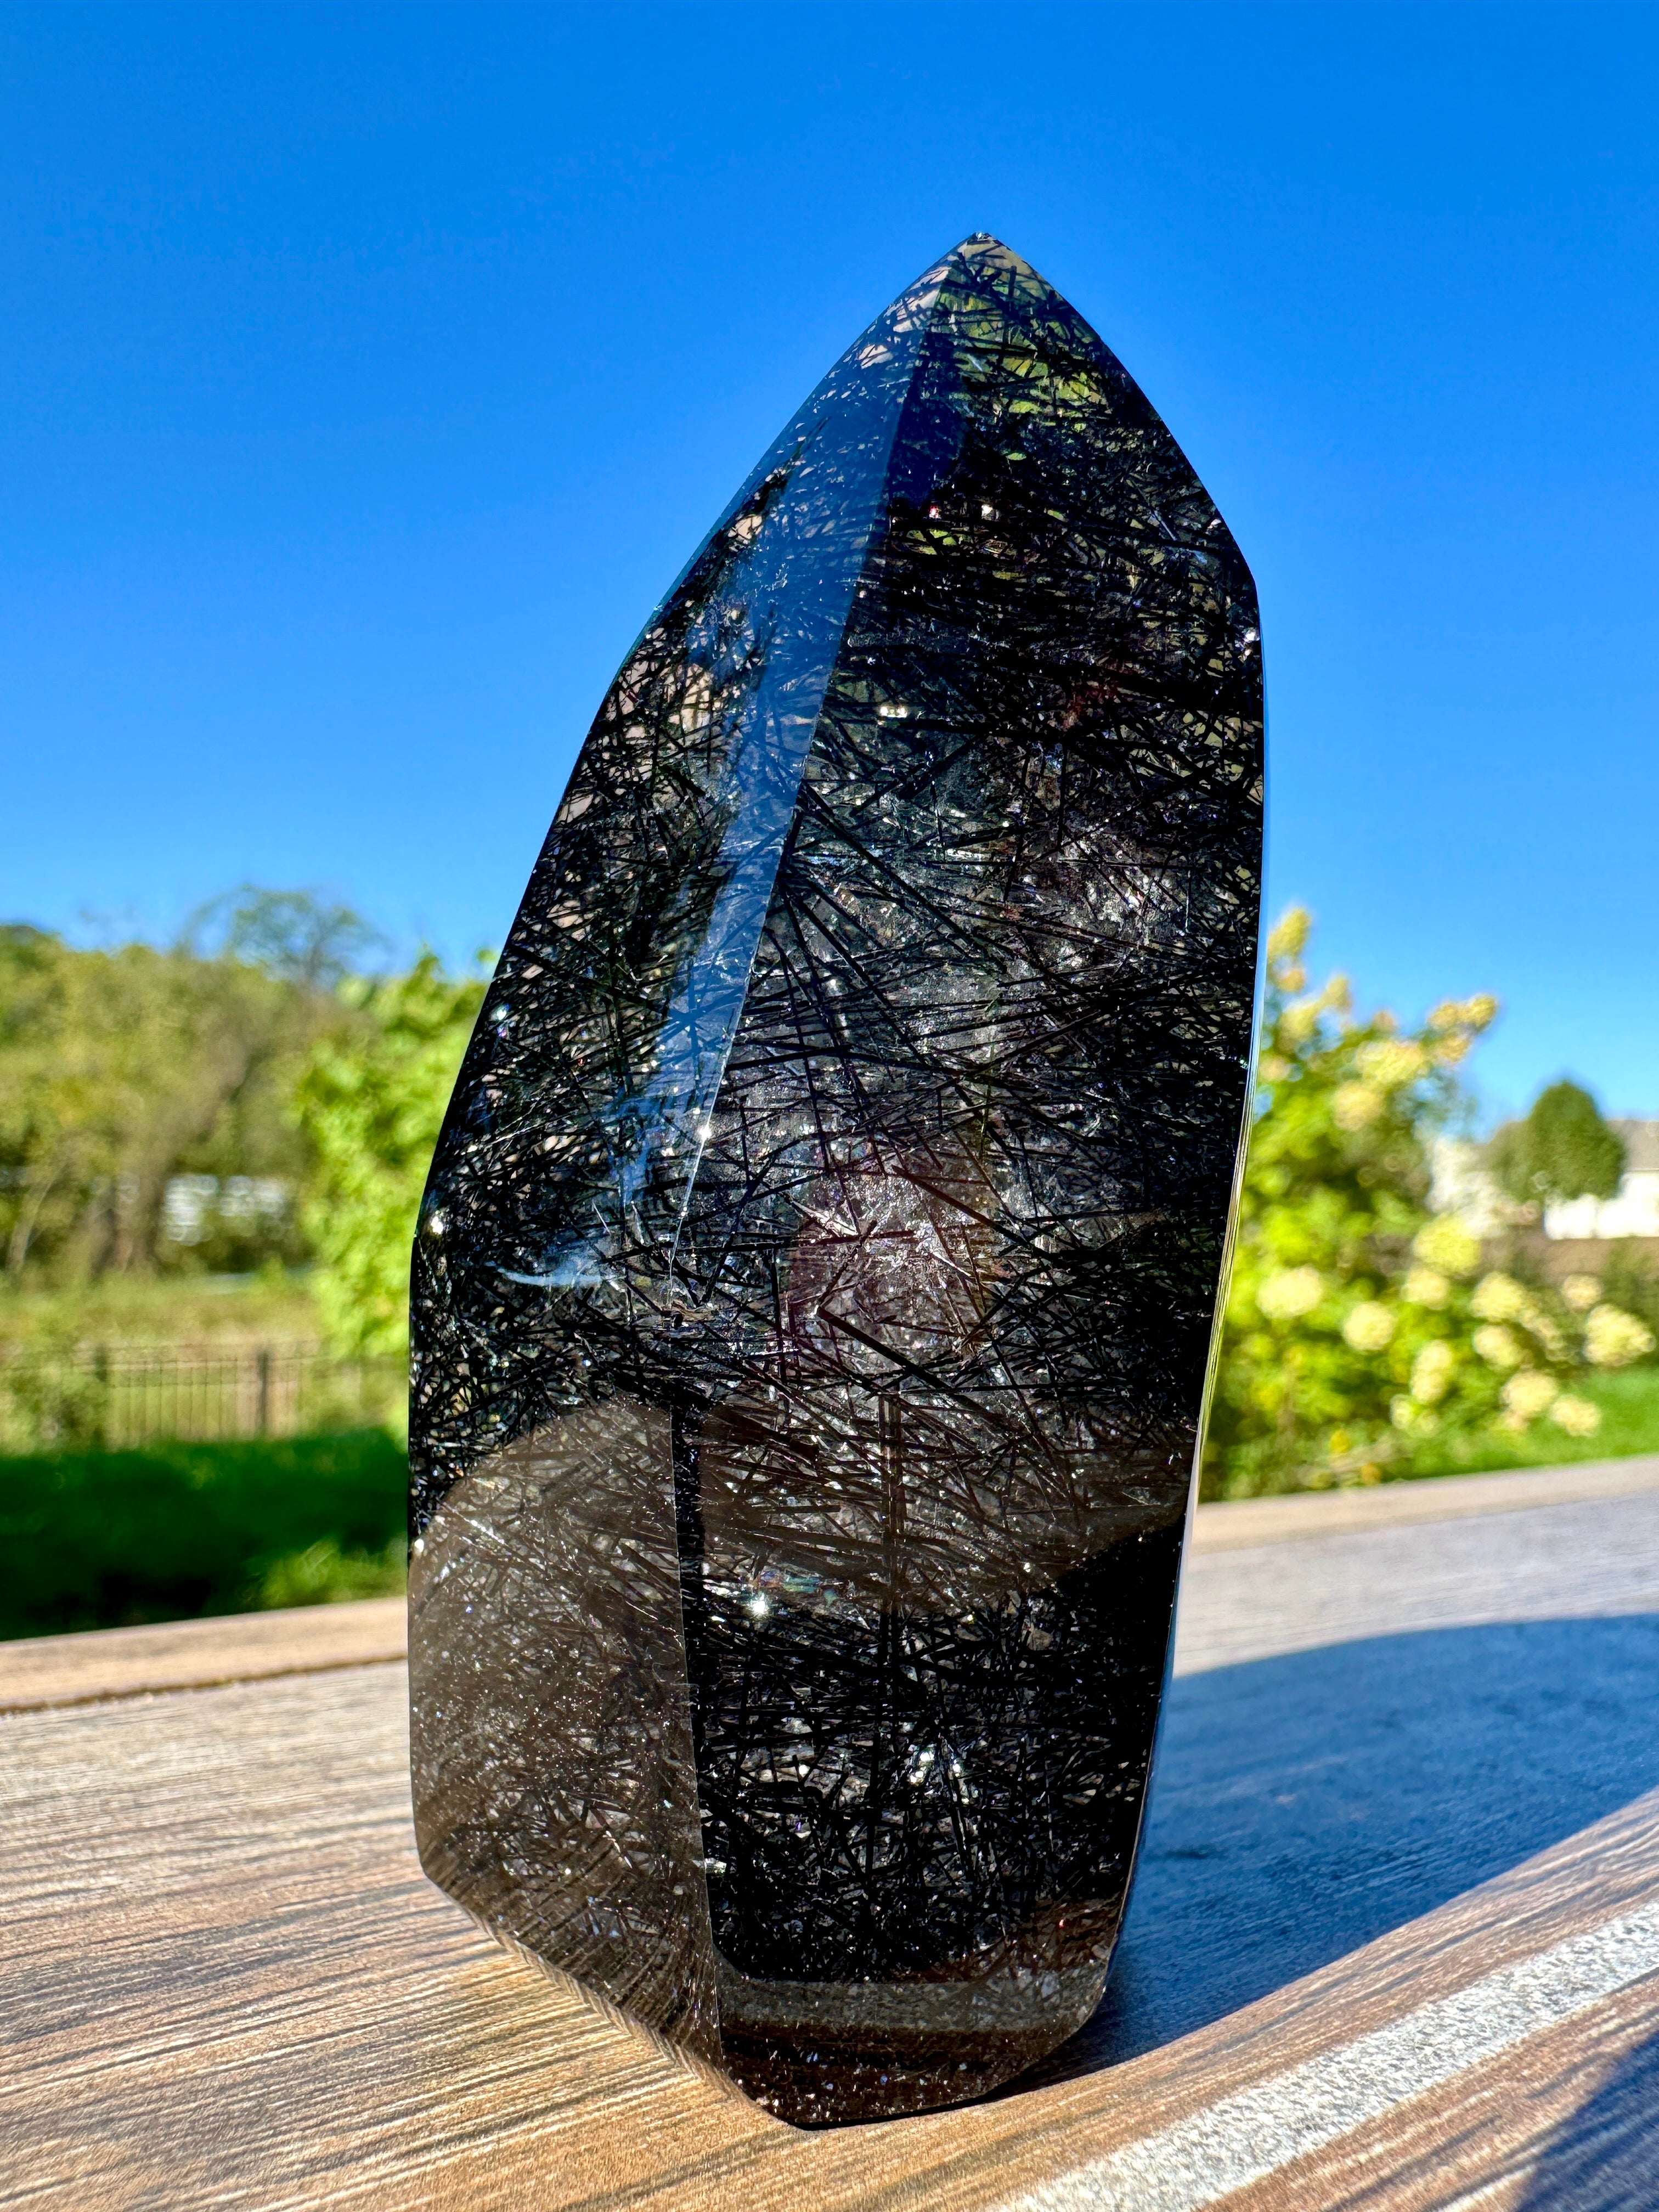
409,235,1263,2124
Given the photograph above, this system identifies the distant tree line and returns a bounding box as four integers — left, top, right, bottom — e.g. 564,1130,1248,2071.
5,890,1654,1494
0,890,483,1300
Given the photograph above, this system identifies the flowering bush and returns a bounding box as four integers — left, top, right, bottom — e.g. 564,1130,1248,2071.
292,953,487,1357
1204,910,1652,1498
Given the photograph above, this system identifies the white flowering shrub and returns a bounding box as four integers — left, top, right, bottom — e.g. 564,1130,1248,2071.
1585,1304,1656,1369
1205,910,1650,1497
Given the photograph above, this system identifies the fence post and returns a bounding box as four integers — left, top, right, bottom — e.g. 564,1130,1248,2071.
256,1348,272,1438
92,1345,109,1452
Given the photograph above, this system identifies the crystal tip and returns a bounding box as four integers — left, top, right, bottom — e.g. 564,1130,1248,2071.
952,232,1025,266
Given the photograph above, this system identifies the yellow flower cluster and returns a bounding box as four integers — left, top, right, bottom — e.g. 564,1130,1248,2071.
1473,1323,1523,1370
1585,1304,1656,1368
1413,1216,1482,1278
1493,1373,1601,1438
1419,995,1499,1068
1470,1271,1562,1355
1265,908,1310,970
1425,995,1500,1034
1323,1032,1440,1133
1410,1339,1455,1404
1331,1081,1385,1131
1260,955,1353,1093
1342,1300,1396,1353
1500,1369,1559,1427
1256,1265,1324,1321
1353,1038,1427,1088
1470,1272,1527,1322
1224,910,1629,1483
1392,1329,1468,1435
1453,1263,1634,1436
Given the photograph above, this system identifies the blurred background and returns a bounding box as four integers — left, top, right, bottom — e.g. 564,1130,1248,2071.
4,0,1658,1637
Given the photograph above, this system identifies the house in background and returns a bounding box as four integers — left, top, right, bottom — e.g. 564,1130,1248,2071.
1543,1120,1659,1239
1430,1136,1517,1237
1431,1119,1659,1255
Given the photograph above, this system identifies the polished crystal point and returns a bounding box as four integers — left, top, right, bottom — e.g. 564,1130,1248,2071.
409,235,1263,2124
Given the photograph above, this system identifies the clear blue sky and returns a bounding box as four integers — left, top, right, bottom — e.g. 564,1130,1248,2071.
4,1,1657,1125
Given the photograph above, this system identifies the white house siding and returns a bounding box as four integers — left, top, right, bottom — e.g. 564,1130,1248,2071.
1545,1118,1659,1237
1545,1180,1659,1237
1432,1120,1659,1240
1429,1137,1515,1235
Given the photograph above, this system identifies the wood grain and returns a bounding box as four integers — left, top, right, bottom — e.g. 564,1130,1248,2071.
3,1664,1658,2211
1188,1452,1659,1552
1208,1973,1659,2212
4,1461,1659,2208
0,1597,406,1713
5,1454,1641,1715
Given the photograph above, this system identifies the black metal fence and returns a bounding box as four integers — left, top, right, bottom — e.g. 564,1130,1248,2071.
0,1342,407,1453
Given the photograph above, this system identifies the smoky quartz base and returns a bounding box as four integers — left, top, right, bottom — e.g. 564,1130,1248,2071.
410,1411,1184,2119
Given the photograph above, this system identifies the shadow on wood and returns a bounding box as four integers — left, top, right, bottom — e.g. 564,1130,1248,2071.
1046,1613,1659,2077
1520,2021,1659,2210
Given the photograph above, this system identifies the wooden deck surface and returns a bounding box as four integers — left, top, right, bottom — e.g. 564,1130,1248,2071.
4,1459,1659,2208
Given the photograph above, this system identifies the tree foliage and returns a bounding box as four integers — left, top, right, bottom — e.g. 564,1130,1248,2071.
291,953,487,1356
181,885,387,991
0,907,354,1281
0,892,481,1347
8,881,1653,1500
1486,1079,1626,1209
1206,911,1649,1497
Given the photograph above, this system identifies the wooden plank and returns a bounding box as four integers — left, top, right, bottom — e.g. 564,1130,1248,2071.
980,1808,1659,2212
0,1598,406,1714
1206,1974,1659,2212
4,1463,1659,2206
1189,1451,1659,1552
1176,1476,1659,1675
7,1456,1653,1716
2,1661,1657,2210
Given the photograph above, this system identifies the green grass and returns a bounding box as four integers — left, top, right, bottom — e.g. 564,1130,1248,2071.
1397,1367,1659,1481
0,1428,407,1640
9,1369,1659,1641
1211,1367,1659,1496
0,1270,326,1353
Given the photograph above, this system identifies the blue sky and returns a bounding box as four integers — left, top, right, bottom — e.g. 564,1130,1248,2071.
4,1,1657,1125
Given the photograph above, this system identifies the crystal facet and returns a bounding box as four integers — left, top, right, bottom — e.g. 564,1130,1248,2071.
409,235,1263,2124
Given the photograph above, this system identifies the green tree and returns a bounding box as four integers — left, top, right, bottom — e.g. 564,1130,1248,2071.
182,886,385,990
292,952,487,1356
0,911,347,1281
1206,911,1646,1497
1486,1080,1626,1209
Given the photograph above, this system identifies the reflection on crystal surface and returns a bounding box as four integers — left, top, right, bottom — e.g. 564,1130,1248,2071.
410,234,1263,2124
